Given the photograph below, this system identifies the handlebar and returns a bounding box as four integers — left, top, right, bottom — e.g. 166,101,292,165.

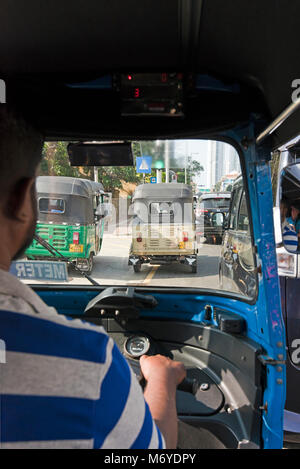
139,374,198,396
177,377,198,395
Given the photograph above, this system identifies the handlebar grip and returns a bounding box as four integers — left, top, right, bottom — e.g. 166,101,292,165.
177,377,198,395
139,374,198,395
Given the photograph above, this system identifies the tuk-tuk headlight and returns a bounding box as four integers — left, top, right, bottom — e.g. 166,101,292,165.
277,252,295,276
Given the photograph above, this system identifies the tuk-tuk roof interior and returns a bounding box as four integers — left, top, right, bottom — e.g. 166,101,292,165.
36,176,105,197
1,1,300,149
133,183,193,200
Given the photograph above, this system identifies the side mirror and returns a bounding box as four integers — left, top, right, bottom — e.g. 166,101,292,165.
128,204,135,216
223,214,229,230
211,212,225,227
95,205,108,219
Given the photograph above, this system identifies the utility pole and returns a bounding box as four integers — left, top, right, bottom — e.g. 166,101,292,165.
165,140,169,183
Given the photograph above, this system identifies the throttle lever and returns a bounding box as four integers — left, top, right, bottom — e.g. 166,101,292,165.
139,375,198,396
177,377,198,395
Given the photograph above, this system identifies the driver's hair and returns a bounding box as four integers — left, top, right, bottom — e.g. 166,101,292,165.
0,106,43,198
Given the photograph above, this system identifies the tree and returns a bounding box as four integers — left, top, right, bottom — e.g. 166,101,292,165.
39,140,204,194
39,142,83,178
96,165,143,194
188,158,204,179
214,181,222,192
176,158,204,184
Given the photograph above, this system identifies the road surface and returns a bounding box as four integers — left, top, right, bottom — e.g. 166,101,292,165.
67,234,222,289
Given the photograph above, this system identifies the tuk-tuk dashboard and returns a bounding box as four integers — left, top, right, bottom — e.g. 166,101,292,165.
33,284,263,449
83,314,262,449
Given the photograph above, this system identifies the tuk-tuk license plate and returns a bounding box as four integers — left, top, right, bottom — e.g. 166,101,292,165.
69,244,84,253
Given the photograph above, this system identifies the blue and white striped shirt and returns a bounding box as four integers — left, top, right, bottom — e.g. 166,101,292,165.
282,222,298,252
0,270,165,449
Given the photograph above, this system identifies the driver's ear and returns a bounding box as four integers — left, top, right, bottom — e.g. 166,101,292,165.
5,178,36,222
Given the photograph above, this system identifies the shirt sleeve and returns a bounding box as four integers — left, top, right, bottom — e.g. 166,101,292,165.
93,338,165,449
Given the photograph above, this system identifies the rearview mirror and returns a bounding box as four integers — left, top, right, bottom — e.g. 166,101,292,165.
67,141,133,166
128,204,135,216
95,205,108,218
211,212,225,227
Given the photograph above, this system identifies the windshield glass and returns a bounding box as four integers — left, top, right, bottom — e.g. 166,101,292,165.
39,198,65,214
201,198,231,209
15,139,257,301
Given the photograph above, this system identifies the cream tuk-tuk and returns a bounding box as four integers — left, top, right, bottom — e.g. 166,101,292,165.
128,183,197,273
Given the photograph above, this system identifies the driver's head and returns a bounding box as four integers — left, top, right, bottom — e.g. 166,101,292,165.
280,199,288,223
0,106,43,269
291,205,300,221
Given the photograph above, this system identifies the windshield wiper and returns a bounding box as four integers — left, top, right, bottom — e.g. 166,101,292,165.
33,234,100,286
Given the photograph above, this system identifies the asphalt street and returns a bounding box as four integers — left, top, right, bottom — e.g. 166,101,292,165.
67,234,222,288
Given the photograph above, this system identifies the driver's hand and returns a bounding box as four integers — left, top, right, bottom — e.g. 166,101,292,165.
140,354,186,390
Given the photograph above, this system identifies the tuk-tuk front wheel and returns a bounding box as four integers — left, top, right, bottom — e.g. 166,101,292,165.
133,263,141,273
87,253,94,274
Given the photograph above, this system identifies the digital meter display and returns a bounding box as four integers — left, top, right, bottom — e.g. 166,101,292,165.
118,73,184,117
124,335,151,358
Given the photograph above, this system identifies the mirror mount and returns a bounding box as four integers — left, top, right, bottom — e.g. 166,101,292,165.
223,219,229,230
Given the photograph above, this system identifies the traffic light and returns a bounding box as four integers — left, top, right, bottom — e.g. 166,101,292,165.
154,160,164,169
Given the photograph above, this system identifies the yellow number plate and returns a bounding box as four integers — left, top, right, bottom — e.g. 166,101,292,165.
69,244,84,253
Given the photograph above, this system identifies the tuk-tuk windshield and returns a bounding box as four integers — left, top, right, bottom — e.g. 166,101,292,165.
201,198,231,209
39,198,65,214
18,139,257,302
150,202,173,215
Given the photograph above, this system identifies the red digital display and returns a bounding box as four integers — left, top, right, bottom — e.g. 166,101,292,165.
120,73,184,117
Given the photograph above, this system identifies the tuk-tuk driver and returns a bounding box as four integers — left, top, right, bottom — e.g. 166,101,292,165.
280,199,298,252
0,106,186,449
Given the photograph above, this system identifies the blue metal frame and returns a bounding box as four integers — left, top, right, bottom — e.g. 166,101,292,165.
223,122,286,448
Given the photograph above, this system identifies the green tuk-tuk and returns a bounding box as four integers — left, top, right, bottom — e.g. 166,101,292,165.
26,176,107,273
